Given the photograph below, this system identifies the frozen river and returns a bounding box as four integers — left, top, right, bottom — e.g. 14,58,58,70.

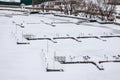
0,10,120,80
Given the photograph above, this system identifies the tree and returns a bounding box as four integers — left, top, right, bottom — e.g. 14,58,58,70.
96,0,117,21
106,0,117,21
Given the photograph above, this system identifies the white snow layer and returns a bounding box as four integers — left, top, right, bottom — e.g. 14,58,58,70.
0,10,120,80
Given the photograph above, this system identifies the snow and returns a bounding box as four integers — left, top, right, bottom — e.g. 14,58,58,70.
116,5,120,14
0,10,120,80
0,0,20,2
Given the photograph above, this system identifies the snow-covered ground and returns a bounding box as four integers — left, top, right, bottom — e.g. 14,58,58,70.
0,10,120,80
0,0,20,2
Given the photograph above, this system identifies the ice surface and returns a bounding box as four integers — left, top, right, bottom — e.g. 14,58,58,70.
0,10,120,80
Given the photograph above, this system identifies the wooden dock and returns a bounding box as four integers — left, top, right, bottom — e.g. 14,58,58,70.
46,68,64,72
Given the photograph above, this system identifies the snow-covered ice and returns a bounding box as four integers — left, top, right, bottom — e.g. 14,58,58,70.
0,10,120,80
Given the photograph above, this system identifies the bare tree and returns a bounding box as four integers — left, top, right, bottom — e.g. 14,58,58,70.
62,0,69,14
95,0,106,20
106,0,117,21
85,1,94,18
96,0,117,21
